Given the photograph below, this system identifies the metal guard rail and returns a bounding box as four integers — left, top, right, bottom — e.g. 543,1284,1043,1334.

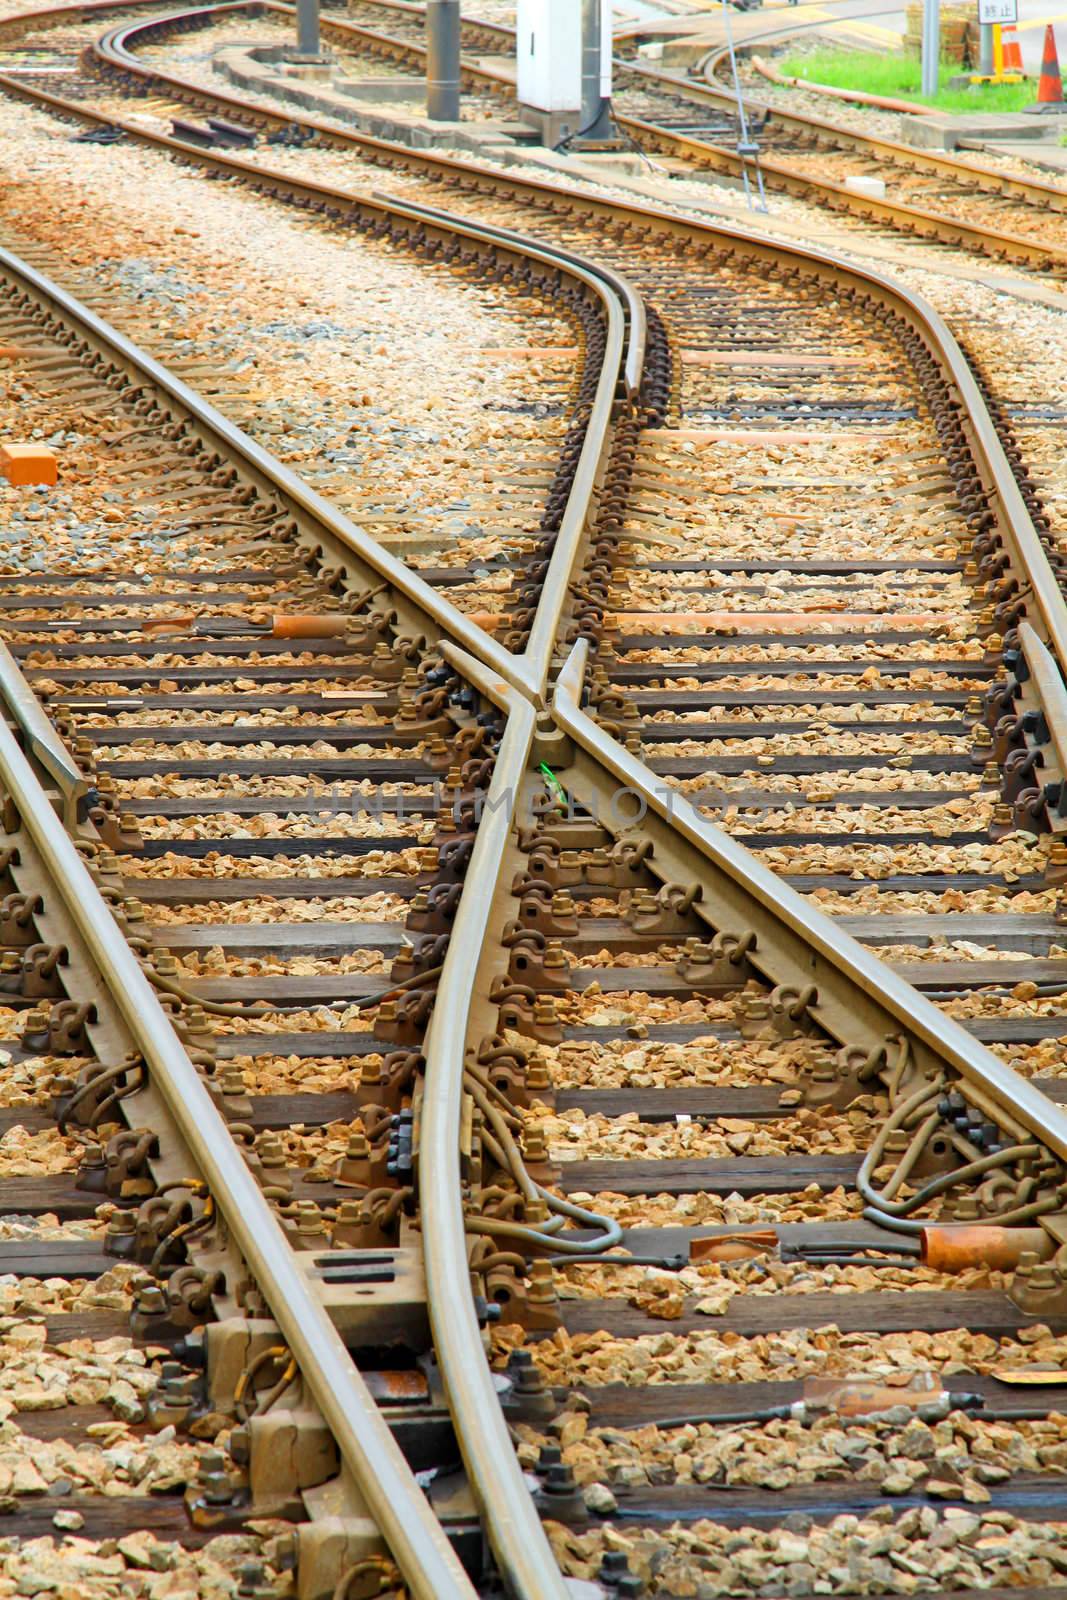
0,683,478,1600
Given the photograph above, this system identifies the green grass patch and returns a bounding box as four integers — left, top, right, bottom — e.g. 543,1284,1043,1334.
775,46,1035,112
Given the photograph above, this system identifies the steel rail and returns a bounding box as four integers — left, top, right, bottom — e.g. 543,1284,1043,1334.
1020,621,1067,825
323,0,1067,225
1,10,643,699
265,0,1067,267
419,648,570,1600
552,638,1067,1167
68,7,1067,731
14,18,1067,1584
0,639,87,827
611,111,1067,273
0,209,628,703
374,191,644,398
368,192,641,698
628,48,1067,215
0,674,479,1600
5,0,1063,260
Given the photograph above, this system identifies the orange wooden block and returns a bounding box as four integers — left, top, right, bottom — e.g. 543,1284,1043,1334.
0,444,57,487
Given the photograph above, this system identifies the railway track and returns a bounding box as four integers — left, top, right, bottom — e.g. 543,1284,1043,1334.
5,0,1067,282
2,4,1067,1598
0,160,630,1594
149,0,1067,277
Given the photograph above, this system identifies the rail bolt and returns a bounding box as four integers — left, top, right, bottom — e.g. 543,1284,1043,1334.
503,1348,554,1416
600,1550,644,1593
536,1461,583,1522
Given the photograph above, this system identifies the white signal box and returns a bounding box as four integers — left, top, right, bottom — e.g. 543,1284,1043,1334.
516,0,582,141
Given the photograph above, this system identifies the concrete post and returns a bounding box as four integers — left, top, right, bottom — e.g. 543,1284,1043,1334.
427,0,461,121
921,0,940,96
296,0,319,57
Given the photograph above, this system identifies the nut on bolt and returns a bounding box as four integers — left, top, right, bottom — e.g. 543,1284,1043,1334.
502,1347,555,1421
198,1449,235,1505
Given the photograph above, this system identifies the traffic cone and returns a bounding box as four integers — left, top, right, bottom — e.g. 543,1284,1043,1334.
1001,23,1023,72
1036,24,1063,106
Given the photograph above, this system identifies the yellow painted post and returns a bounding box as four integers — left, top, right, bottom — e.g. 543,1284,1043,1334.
993,21,1004,74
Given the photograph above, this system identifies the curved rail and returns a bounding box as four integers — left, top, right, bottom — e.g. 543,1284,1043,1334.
11,15,1067,1592
26,0,1067,1106
0,135,632,702
302,0,1067,266
374,193,642,694
73,4,1067,675
5,0,1066,251
0,224,620,1594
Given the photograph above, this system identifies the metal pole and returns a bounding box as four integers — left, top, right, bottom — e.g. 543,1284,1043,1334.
980,21,994,74
575,0,617,141
921,0,940,96
722,0,766,212
296,0,319,57
427,0,460,121
581,0,601,131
